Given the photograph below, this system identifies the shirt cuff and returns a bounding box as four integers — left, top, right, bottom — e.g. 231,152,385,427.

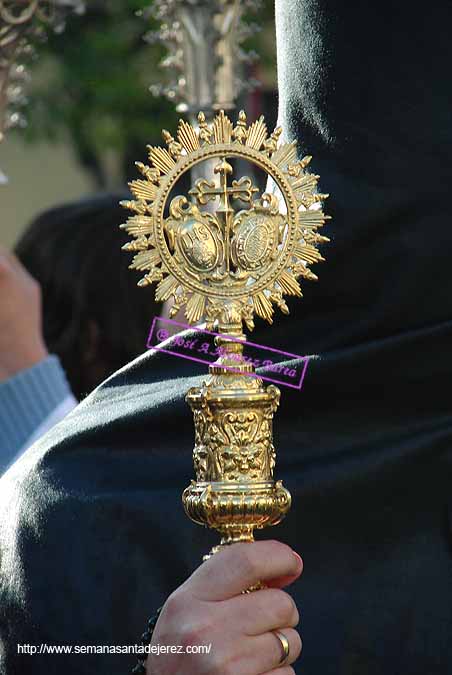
0,355,74,471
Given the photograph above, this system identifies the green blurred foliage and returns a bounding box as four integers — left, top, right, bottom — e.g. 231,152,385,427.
23,1,276,185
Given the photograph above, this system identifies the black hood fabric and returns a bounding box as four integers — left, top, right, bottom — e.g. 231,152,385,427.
1,1,452,673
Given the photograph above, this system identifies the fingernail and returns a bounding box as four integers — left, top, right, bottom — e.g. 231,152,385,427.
292,551,303,570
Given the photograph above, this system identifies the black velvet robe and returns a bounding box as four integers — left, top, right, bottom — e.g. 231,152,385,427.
1,1,452,673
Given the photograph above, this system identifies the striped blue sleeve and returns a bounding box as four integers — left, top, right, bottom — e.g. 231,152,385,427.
0,355,74,473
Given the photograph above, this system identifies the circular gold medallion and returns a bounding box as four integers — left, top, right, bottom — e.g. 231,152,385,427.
121,110,330,330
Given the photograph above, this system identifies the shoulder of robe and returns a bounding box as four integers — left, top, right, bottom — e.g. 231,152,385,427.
0,331,203,537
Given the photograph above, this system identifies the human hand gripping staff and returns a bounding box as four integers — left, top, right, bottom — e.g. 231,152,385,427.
120,110,330,673
146,542,303,675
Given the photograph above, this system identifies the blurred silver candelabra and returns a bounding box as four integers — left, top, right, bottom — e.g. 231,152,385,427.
0,0,84,181
142,0,262,118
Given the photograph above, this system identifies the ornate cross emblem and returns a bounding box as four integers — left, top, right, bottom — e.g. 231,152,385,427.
187,159,258,274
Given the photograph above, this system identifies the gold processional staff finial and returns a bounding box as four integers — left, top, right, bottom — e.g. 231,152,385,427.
121,109,330,559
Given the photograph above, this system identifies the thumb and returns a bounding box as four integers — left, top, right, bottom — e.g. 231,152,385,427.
187,541,302,601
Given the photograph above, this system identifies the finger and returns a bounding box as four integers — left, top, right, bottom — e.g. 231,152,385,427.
222,588,299,635
0,249,13,276
259,668,295,675
235,628,301,674
0,248,29,281
253,628,302,671
7,251,33,282
188,541,303,601
266,550,303,589
0,246,17,269
5,251,21,272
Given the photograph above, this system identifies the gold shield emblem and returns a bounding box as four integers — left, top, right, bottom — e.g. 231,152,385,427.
179,219,221,273
231,211,277,271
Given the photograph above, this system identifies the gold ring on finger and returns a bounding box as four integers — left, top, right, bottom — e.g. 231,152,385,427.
273,629,290,665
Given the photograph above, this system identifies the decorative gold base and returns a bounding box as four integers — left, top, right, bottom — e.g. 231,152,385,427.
183,480,291,555
182,336,292,557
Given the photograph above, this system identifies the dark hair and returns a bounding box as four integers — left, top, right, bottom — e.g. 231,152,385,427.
15,193,157,399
